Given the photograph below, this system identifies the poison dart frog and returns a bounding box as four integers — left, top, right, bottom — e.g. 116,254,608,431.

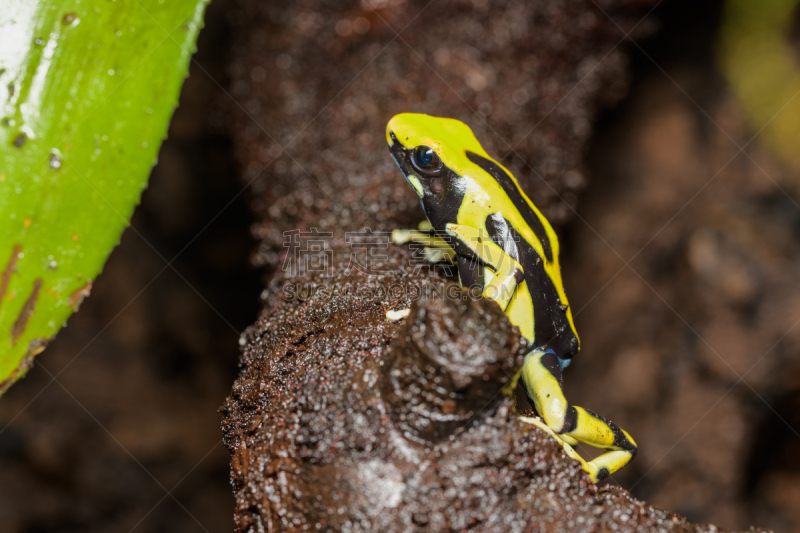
386,113,636,482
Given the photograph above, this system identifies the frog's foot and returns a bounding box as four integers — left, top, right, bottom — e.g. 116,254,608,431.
519,349,637,483
392,220,456,264
518,416,592,469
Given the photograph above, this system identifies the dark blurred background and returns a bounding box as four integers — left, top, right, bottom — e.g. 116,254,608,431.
2,0,800,531
566,1,800,531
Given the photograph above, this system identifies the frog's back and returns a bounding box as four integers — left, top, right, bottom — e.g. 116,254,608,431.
467,151,579,360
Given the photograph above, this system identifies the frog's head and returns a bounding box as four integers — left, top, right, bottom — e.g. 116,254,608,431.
386,113,488,216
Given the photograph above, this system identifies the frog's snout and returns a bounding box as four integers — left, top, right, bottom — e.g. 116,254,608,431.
386,129,409,170
386,113,414,147
386,117,400,147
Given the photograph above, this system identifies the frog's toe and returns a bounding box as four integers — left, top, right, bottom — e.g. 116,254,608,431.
423,246,455,264
558,433,579,446
392,228,415,245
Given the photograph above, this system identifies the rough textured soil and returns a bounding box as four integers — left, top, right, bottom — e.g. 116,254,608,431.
221,0,767,531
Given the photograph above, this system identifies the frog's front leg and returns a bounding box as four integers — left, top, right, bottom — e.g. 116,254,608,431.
392,220,456,264
445,223,523,310
520,349,637,482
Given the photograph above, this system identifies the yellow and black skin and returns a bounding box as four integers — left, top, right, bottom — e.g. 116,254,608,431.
386,113,636,482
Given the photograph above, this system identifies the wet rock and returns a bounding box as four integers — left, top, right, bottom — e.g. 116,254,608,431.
222,0,766,531
380,288,526,441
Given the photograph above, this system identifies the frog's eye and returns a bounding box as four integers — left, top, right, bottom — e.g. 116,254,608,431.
411,145,443,175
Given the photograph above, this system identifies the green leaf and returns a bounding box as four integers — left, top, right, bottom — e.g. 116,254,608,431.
0,0,210,393
719,0,800,169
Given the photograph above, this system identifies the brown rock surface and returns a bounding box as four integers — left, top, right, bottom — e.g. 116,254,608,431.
221,0,768,531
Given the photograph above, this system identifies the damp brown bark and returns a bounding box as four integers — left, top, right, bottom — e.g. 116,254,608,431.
221,1,768,531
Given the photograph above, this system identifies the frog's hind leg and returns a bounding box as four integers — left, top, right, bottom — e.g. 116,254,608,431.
520,349,637,482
